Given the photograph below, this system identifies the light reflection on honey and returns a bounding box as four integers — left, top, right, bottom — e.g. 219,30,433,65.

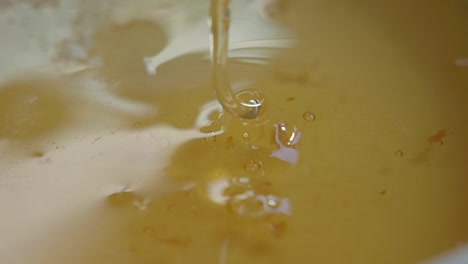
0,0,467,264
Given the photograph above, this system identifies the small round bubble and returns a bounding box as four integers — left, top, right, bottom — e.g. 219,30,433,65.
244,160,262,173
303,112,316,122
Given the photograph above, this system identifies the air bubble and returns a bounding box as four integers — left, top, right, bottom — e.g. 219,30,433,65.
275,123,301,147
395,150,403,157
230,177,251,187
244,160,262,173
259,195,292,214
243,133,250,141
267,198,279,208
236,90,265,119
303,112,315,122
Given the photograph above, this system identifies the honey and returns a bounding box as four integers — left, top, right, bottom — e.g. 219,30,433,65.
0,0,467,263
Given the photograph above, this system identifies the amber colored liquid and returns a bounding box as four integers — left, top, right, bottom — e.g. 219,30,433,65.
0,0,467,264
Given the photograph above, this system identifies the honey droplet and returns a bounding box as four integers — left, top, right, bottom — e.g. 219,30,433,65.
302,112,315,122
